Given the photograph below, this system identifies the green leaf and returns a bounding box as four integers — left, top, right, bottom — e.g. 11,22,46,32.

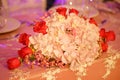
49,58,55,62
30,44,36,52
29,54,36,62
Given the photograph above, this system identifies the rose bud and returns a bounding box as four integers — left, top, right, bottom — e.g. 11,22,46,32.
7,57,21,70
56,7,67,17
19,33,30,46
101,42,108,52
18,46,33,59
89,18,98,26
106,31,115,41
99,28,106,38
69,8,79,15
33,21,48,34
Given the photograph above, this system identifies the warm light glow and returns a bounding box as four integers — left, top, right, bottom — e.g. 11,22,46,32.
69,1,72,5
90,0,93,2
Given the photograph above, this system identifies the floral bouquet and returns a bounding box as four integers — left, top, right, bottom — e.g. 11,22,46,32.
7,7,115,70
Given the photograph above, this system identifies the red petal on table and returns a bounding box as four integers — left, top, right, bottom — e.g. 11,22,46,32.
106,31,115,41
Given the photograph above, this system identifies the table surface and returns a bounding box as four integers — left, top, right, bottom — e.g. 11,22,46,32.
0,2,120,80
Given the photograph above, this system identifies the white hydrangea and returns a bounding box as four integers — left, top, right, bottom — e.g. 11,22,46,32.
29,9,100,67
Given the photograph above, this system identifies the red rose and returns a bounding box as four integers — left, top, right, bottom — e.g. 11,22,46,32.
106,31,115,41
33,21,48,34
101,42,108,52
69,8,79,15
99,28,106,38
18,47,33,59
89,18,98,26
7,57,21,70
19,33,30,45
83,16,87,20
56,7,67,17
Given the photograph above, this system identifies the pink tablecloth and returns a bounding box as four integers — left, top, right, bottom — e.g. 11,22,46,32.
0,5,120,80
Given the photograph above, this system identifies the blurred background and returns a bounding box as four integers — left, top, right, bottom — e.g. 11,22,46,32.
0,0,120,32
0,1,120,80
0,0,119,21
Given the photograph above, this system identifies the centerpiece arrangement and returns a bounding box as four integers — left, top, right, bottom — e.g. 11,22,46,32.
7,7,115,71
